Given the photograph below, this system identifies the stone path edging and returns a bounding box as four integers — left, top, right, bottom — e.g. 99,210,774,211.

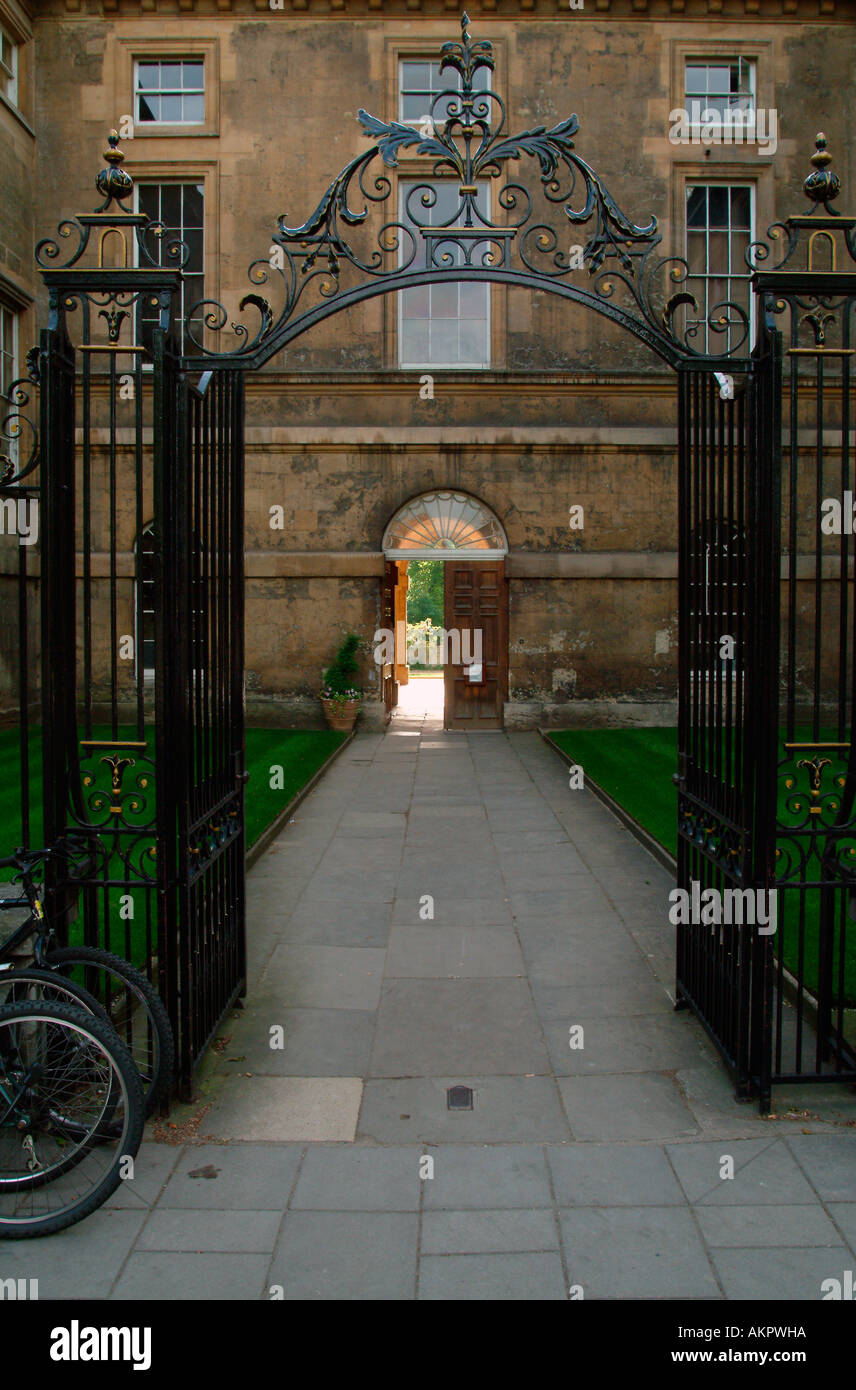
246,731,355,871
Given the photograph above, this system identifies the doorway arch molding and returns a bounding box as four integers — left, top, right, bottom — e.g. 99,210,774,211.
383,489,508,560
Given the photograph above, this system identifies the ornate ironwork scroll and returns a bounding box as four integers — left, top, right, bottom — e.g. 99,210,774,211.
175,14,748,370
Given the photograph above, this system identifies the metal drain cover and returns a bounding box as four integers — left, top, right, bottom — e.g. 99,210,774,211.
447,1085,473,1111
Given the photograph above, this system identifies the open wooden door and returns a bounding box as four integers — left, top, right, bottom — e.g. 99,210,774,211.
381,560,398,716
444,560,507,730
393,562,409,690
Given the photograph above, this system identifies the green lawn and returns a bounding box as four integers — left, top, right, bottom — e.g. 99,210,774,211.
243,729,347,848
0,726,346,968
548,727,854,1003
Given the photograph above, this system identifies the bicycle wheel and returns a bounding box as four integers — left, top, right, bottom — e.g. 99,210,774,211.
0,966,111,1026
45,947,174,1115
0,1000,145,1238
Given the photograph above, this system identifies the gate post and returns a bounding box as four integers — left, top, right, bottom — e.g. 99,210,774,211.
746,312,783,1113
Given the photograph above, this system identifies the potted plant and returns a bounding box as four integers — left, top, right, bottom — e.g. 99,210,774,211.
320,633,363,732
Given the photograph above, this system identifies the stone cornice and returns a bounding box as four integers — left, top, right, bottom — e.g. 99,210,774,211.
43,0,853,19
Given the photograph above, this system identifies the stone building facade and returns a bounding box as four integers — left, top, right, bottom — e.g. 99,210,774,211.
1,0,854,730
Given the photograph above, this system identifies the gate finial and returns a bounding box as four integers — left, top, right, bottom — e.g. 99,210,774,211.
95,130,134,212
803,132,840,215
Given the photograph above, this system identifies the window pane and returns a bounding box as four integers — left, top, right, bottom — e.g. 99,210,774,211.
138,95,158,123
430,319,459,363
159,185,181,229
183,229,204,274
400,319,429,363
401,93,428,121
137,62,160,89
459,281,487,317
731,186,751,227
160,94,181,123
686,230,706,275
459,318,487,364
138,185,160,221
732,230,750,269
708,230,729,272
183,184,205,228
402,286,429,317
182,60,203,89
431,280,458,317
705,65,731,93
686,186,707,228
707,187,729,227
402,61,430,89
162,62,182,89
182,93,204,123
685,65,706,95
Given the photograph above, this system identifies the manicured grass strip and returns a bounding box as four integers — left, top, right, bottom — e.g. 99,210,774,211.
550,728,679,856
547,726,854,1004
244,729,347,849
0,726,346,969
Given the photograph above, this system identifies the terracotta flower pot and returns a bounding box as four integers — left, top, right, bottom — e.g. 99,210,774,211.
321,697,360,732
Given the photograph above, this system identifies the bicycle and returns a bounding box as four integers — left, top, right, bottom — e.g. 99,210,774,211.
0,998,145,1238
0,844,175,1116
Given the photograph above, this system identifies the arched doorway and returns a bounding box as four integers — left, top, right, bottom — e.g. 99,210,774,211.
381,491,508,730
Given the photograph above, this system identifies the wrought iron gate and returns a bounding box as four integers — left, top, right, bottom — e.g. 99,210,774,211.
674,340,781,1103
159,357,247,1091
12,145,249,1095
676,138,856,1109
15,19,854,1109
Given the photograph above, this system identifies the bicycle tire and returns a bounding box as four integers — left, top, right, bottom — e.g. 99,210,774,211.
0,967,111,1027
45,946,175,1115
0,1000,145,1238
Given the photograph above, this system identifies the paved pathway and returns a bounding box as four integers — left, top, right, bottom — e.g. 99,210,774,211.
4,716,856,1299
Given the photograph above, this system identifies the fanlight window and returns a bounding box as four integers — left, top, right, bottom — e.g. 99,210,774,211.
383,492,507,559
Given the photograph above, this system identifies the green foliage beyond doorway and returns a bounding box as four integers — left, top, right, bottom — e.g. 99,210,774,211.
406,560,444,627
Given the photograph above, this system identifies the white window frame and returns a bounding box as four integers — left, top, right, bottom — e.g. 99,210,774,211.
0,22,18,108
0,300,18,397
684,182,755,355
684,56,756,132
134,57,204,127
0,299,18,471
398,57,489,129
134,181,205,359
397,181,491,371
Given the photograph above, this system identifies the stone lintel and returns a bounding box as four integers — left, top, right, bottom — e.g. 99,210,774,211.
0,551,845,583
507,551,678,579
245,550,386,577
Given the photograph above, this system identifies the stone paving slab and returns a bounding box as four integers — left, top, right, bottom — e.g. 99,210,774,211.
203,1077,363,1141
558,1074,699,1141
136,1209,283,1252
418,1251,568,1300
357,1076,571,1143
112,1252,270,1301
157,1144,303,1209
558,1207,722,1300
666,1138,819,1206
369,979,551,1076
268,1211,419,1300
420,1208,560,1255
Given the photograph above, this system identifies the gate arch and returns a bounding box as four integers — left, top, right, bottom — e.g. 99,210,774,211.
9,16,855,1107
172,14,751,374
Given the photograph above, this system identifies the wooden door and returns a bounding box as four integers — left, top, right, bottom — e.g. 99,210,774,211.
443,560,507,730
393,562,409,689
381,560,399,715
